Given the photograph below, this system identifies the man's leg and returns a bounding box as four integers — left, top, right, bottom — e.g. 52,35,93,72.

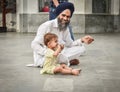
62,46,86,59
57,53,70,66
61,46,86,65
26,51,45,67
33,51,45,67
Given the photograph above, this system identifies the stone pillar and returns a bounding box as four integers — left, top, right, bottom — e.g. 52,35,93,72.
27,0,38,13
111,0,119,15
16,0,25,32
69,0,85,14
16,0,38,32
85,0,92,14
69,0,86,33
110,0,120,32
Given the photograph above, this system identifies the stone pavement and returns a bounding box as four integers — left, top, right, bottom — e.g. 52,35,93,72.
0,32,120,92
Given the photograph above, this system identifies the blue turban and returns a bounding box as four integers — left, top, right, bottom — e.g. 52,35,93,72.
55,2,74,17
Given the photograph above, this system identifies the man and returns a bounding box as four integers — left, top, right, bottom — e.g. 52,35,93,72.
49,0,74,40
30,2,94,67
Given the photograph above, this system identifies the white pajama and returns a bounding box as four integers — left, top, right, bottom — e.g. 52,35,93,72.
31,18,86,67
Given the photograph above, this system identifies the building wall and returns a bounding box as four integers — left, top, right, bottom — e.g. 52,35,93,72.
85,14,119,33
111,0,120,14
5,0,120,33
0,13,16,32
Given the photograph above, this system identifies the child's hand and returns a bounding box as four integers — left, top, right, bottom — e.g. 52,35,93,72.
60,44,64,50
57,44,61,50
53,44,62,56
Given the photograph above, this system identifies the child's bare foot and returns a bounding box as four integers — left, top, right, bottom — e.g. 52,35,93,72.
71,69,80,76
75,68,82,73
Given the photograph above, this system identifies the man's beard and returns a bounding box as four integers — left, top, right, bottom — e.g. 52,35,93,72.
58,18,70,31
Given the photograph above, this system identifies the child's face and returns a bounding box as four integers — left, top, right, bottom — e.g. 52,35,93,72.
48,38,58,49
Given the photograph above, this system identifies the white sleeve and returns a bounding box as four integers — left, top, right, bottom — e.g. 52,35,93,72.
31,22,50,55
63,28,84,47
72,39,84,46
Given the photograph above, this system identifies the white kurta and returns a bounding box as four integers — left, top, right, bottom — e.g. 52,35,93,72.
31,18,86,67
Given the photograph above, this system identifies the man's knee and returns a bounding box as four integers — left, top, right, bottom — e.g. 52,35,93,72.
79,46,86,55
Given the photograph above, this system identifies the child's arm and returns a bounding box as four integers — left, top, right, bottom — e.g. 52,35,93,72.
53,44,62,57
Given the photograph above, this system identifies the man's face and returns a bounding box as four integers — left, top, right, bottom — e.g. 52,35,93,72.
57,9,71,31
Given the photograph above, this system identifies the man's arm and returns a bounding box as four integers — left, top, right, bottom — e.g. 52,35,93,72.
31,23,49,55
52,0,59,7
81,35,94,44
31,39,46,56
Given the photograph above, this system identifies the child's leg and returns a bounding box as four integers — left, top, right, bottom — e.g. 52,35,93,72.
54,66,72,74
60,64,72,70
54,66,80,75
71,69,81,75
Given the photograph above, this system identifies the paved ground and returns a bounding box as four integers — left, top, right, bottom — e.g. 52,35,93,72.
0,32,120,92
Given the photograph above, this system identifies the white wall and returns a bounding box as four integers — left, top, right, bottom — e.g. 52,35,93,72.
16,0,39,32
85,0,92,14
69,0,85,14
27,0,38,13
15,0,120,33
111,0,119,15
16,0,38,14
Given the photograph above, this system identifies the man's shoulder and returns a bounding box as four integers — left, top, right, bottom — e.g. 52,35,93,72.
42,19,56,25
40,19,57,27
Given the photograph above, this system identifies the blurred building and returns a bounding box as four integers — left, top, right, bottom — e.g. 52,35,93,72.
0,0,120,33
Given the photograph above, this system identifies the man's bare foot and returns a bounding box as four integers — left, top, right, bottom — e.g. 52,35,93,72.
70,59,79,65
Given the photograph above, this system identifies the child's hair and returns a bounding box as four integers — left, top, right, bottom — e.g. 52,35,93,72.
44,33,58,46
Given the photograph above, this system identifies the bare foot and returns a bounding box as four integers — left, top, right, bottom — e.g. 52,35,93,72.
70,59,80,65
71,69,80,76
75,68,82,73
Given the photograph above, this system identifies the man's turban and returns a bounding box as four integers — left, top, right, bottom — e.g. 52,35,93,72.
55,2,74,17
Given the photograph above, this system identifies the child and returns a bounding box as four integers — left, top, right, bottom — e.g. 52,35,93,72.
40,33,81,75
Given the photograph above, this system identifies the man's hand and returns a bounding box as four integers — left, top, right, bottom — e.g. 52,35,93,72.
81,35,94,44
